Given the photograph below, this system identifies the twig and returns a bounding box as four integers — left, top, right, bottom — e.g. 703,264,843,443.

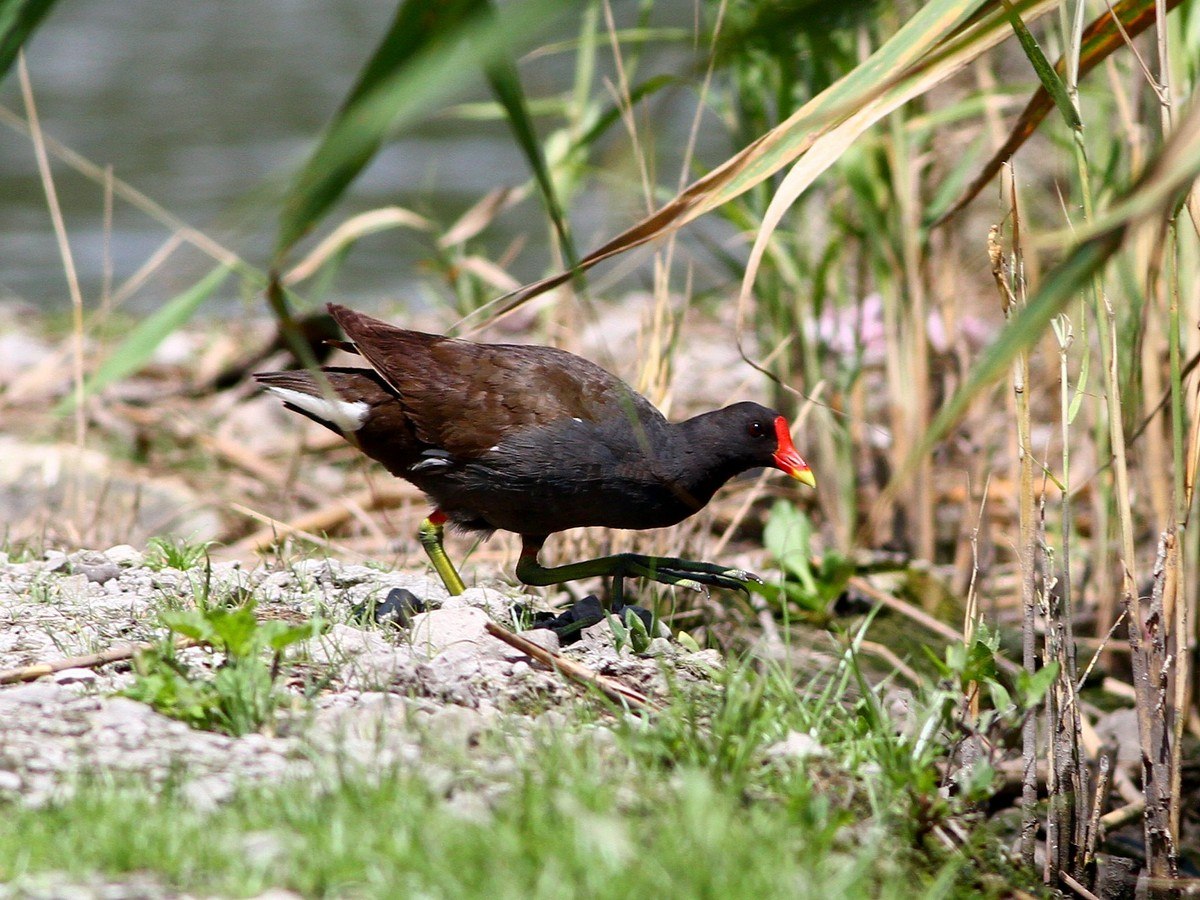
223,483,417,556
484,621,657,711
1075,609,1129,691
1126,530,1179,877
1085,745,1115,869
0,637,196,686
1100,799,1146,832
1059,870,1101,900
847,574,1022,676
855,639,922,687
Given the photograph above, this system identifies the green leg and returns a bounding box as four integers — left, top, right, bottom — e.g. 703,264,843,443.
609,573,625,612
515,536,761,595
418,513,465,595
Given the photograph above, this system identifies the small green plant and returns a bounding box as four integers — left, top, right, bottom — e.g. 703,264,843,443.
124,598,324,736
145,536,212,571
609,608,653,654
0,538,40,563
912,625,1060,804
25,577,58,605
760,501,854,613
924,625,1059,722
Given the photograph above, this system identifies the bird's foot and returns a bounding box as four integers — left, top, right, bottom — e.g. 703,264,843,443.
615,554,762,594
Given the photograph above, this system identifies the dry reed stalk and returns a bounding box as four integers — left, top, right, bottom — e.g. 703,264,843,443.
989,180,1039,870
893,117,934,565
17,56,88,522
1047,315,1089,882
1083,745,1113,872
1126,531,1179,880
1040,503,1089,883
1151,1,1196,841
962,478,991,726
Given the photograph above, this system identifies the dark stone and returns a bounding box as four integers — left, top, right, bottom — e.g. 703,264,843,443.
1093,854,1138,900
831,585,873,616
351,588,425,629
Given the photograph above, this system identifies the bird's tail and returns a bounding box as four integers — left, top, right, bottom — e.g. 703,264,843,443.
254,367,391,436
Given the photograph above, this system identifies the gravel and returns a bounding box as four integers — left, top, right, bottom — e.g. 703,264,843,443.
0,549,722,811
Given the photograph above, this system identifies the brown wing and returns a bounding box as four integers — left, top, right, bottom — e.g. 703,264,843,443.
326,304,661,456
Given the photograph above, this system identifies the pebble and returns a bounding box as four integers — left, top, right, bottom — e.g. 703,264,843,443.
765,730,828,761
103,544,144,567
68,551,121,585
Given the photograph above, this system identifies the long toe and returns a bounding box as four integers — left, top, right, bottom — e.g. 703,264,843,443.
628,556,758,585
625,554,762,587
667,569,755,594
621,561,755,595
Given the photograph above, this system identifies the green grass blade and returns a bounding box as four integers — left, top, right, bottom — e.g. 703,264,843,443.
275,0,569,262
1000,0,1080,131
0,0,58,81
482,4,578,269
55,264,232,415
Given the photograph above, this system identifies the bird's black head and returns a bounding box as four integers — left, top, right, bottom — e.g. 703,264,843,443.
703,401,815,485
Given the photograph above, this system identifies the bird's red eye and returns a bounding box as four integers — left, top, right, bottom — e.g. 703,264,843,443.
748,421,766,438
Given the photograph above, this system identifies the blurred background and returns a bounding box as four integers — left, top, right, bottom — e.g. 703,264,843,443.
1,0,733,312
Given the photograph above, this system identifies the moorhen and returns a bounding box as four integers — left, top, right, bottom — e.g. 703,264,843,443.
256,304,814,598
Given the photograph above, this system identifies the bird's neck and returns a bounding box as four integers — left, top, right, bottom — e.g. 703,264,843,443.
658,411,753,508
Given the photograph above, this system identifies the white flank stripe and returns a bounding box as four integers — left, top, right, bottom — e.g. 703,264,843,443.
268,387,368,432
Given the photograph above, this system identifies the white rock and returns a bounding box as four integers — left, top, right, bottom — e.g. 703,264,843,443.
515,628,560,655
240,830,286,873
765,730,827,761
183,775,236,810
308,624,415,690
439,586,511,620
103,544,144,567
0,682,65,706
640,637,674,658
406,607,492,661
90,697,157,728
687,649,725,670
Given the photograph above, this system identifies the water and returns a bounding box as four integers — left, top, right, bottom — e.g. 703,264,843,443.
0,1,729,316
